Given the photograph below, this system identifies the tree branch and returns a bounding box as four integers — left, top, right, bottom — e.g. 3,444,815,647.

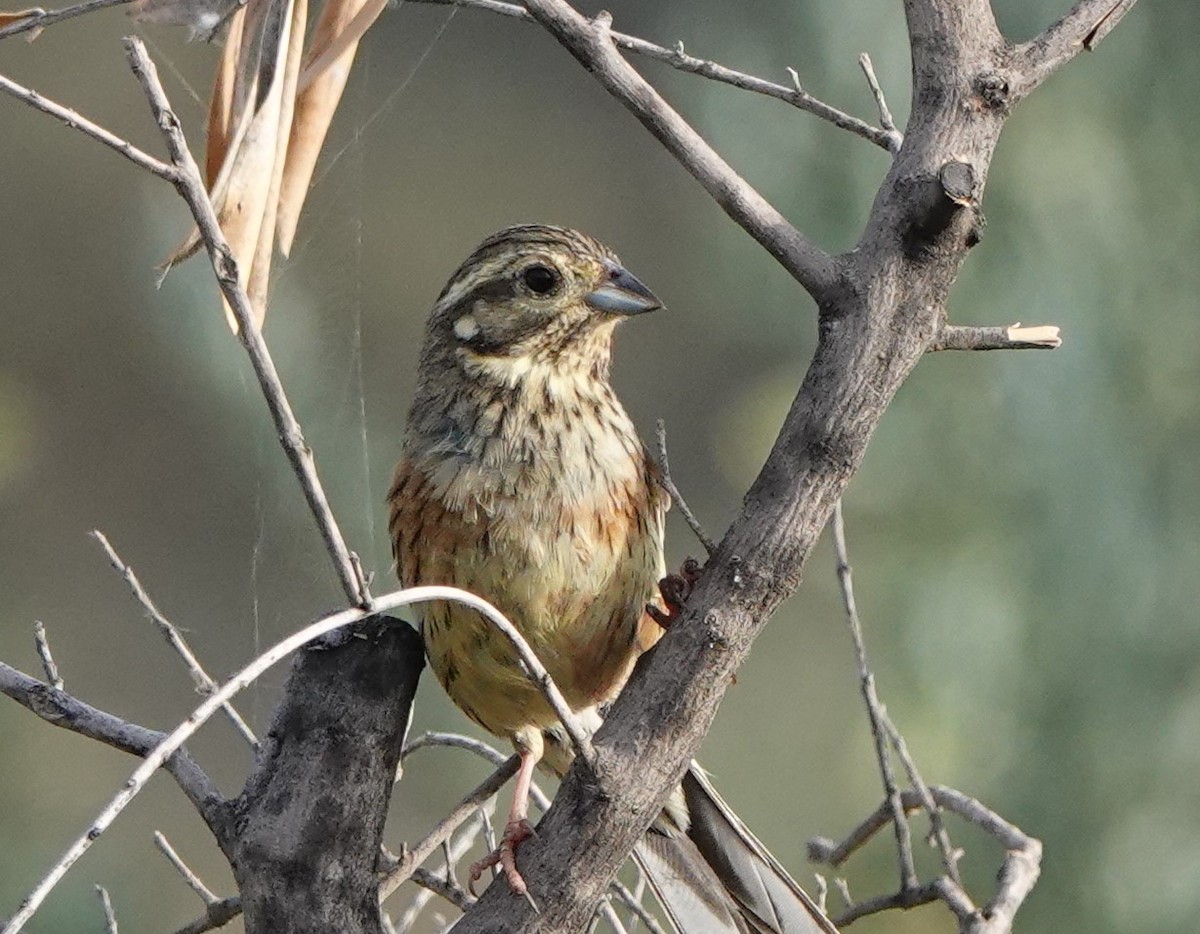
0,661,229,845
92,530,259,749
408,0,893,151
122,36,372,609
0,70,175,179
930,324,1062,352
520,0,837,302
1011,0,1140,95
0,0,132,41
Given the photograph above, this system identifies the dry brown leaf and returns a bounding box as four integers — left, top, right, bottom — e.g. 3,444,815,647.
276,0,388,255
246,0,307,322
205,4,245,189
0,9,43,39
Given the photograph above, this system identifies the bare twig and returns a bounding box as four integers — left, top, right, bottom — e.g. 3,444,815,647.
401,731,554,811
31,622,62,690
654,420,714,555
92,530,259,750
856,53,902,154
520,0,837,302
406,0,892,150
95,885,118,934
830,500,919,890
154,832,218,905
412,868,474,911
880,715,962,879
930,324,1062,352
0,0,132,40
0,585,542,934
0,71,174,179
121,37,371,609
380,755,520,901
609,880,667,934
169,895,242,934
394,804,493,931
808,785,1042,931
0,660,226,835
1014,0,1141,94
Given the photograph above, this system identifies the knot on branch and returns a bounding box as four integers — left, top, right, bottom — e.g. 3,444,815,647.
973,72,1012,113
901,160,984,259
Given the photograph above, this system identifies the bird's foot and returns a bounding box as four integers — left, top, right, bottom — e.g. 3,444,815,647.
469,818,537,899
647,557,703,629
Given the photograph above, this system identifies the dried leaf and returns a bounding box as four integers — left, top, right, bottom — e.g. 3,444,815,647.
205,4,245,189
0,8,43,39
246,0,307,322
276,0,388,254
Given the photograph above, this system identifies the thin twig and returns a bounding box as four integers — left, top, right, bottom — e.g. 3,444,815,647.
95,885,118,934
880,716,962,880
169,895,241,934
830,499,919,891
380,755,520,901
154,832,218,905
654,420,714,555
610,880,667,934
412,868,474,911
122,37,371,610
930,324,1062,352
856,53,902,154
32,622,62,690
402,731,554,809
519,0,837,301
394,804,493,931
0,585,546,934
0,661,226,836
407,0,892,150
93,530,259,750
0,0,132,40
0,71,175,180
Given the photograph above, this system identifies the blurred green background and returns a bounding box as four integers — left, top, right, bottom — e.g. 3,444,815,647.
2,1,1197,931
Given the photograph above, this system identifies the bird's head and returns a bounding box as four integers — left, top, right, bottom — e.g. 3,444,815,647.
423,225,663,380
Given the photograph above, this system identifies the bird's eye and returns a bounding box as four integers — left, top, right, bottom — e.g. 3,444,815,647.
521,264,559,296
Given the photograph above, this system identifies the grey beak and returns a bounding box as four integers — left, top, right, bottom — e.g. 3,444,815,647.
585,261,664,315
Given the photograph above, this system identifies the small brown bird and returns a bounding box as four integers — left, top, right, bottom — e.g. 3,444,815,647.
389,225,834,933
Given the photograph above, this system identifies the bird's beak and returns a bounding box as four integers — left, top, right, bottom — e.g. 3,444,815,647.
585,261,664,315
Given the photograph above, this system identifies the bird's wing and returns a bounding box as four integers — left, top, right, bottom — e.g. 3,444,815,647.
677,764,838,934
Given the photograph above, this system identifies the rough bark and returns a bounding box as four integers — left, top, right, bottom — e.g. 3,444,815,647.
228,617,423,934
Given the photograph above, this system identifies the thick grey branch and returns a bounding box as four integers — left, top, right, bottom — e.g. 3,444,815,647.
1011,0,1140,95
521,0,837,302
0,661,230,846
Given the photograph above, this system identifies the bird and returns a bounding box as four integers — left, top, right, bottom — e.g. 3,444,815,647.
388,225,836,933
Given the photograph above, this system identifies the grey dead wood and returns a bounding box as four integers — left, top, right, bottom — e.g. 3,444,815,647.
227,617,424,934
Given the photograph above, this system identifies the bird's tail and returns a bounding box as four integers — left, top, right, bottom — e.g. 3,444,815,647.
541,718,836,933
634,765,838,934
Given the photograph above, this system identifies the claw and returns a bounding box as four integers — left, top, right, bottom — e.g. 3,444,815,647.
469,818,536,897
648,557,703,629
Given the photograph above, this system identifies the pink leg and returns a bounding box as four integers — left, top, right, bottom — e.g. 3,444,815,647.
469,746,538,897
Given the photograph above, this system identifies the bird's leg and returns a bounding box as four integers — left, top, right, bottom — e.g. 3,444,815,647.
647,557,703,629
469,743,539,900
